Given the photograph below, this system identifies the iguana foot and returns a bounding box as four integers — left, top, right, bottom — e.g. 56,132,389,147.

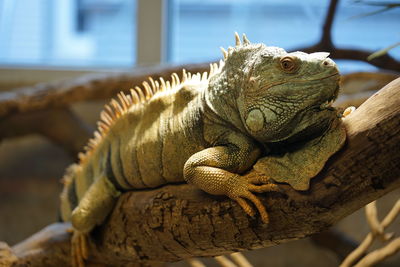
227,175,280,224
71,230,89,267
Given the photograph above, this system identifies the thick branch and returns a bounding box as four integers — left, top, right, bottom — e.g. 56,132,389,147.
2,78,399,266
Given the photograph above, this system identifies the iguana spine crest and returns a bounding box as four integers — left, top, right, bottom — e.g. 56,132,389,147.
78,32,251,163
77,60,225,163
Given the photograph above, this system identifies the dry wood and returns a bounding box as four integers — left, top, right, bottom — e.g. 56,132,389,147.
186,258,207,267
364,201,384,238
229,252,253,267
214,256,237,267
0,78,399,266
355,238,400,267
340,199,400,267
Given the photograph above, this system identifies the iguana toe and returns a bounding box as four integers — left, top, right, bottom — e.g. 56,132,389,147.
242,191,269,224
71,230,89,267
248,183,281,193
233,197,256,217
228,181,270,224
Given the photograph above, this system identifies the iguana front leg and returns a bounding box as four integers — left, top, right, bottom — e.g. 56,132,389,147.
183,138,278,224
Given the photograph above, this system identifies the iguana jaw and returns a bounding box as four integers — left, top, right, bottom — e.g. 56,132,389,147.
271,80,341,143
240,72,340,144
265,106,339,144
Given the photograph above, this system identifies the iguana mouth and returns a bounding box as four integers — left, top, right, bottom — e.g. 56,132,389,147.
294,72,340,83
318,94,336,110
318,72,339,80
318,82,340,111
303,72,340,111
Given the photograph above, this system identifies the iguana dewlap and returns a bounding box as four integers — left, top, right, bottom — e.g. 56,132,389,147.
60,33,345,266
254,119,346,191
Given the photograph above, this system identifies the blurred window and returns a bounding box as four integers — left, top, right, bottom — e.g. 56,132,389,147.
168,0,326,63
168,0,400,73
0,0,136,67
0,0,399,71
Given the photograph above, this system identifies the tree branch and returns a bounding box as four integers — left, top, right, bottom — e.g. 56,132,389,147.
291,0,400,72
293,46,400,72
1,78,399,266
0,63,209,119
320,0,338,48
340,199,400,266
0,108,93,157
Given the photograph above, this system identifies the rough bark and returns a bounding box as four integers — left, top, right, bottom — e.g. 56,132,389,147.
1,78,399,266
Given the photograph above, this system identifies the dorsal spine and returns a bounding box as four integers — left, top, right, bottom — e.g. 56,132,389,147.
78,62,225,163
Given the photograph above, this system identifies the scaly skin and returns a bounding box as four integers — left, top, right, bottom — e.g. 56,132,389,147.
60,33,342,266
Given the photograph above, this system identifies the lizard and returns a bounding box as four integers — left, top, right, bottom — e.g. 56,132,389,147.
60,33,346,266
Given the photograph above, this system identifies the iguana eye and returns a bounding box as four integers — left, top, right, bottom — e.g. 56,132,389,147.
280,56,297,73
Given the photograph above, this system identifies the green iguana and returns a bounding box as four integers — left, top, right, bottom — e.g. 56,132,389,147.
60,33,347,266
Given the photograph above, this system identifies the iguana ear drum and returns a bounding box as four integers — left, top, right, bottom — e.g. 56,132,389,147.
246,108,265,132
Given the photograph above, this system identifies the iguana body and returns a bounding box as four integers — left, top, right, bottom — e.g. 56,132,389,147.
60,33,343,266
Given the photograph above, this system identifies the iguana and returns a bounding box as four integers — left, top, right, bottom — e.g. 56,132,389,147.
60,33,346,266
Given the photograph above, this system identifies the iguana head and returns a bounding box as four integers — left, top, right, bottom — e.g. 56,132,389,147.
220,33,340,143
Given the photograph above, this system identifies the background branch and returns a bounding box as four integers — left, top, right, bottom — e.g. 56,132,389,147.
0,63,209,119
1,78,399,266
340,200,400,266
291,0,400,72
321,0,338,47
0,108,92,157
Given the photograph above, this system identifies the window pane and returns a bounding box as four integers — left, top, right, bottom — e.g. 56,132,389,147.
168,0,400,73
0,0,136,67
333,1,400,72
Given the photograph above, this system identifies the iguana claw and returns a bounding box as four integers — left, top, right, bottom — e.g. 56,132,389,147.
227,176,280,224
71,230,89,267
